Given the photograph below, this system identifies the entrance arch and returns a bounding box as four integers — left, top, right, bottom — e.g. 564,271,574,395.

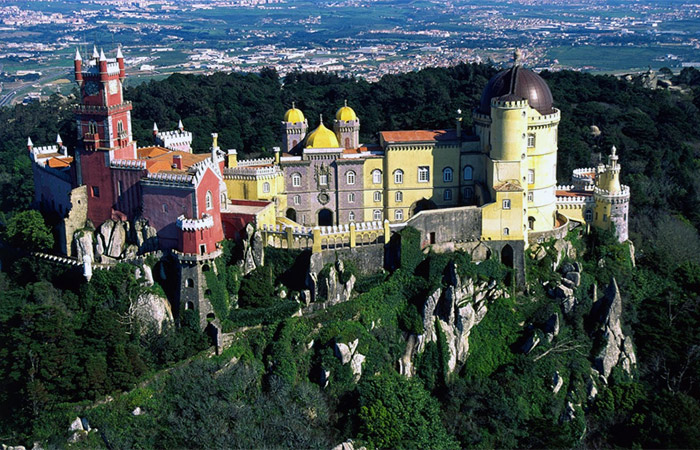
286,208,297,222
409,198,437,217
318,208,333,226
501,244,514,268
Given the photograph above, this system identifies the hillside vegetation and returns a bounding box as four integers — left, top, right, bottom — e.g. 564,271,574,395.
0,65,699,448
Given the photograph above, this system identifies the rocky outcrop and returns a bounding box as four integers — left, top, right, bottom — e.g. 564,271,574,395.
549,262,582,316
591,278,636,381
73,218,158,264
552,371,564,395
318,260,355,306
240,224,265,276
132,292,173,334
410,263,503,374
332,440,366,450
334,338,365,381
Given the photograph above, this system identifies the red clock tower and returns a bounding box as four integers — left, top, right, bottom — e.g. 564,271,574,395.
73,46,136,225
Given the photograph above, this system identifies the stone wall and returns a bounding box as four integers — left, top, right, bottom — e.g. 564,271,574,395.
60,185,88,257
309,244,385,276
404,206,482,248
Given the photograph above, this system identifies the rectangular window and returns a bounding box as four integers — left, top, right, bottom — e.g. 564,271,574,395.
502,199,511,210
373,191,382,202
603,214,608,222
294,195,301,205
418,166,429,183
348,193,355,203
199,244,206,255
319,174,328,186
117,180,123,197
527,192,534,202
92,186,100,198
527,134,535,148
528,169,535,184
444,189,452,201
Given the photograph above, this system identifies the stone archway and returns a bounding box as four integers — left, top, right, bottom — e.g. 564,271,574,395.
501,244,514,268
409,198,437,217
318,208,333,226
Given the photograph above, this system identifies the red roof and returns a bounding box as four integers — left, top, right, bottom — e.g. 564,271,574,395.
380,129,458,144
145,151,210,174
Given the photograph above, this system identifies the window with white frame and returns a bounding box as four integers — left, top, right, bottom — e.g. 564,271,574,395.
372,169,382,184
346,170,356,185
585,209,593,222
206,190,213,210
348,192,355,203
395,191,403,203
292,173,301,187
463,165,473,181
373,191,382,202
418,166,429,182
527,133,535,148
527,169,535,184
395,209,403,221
502,199,511,210
319,174,328,186
527,192,534,202
373,210,382,221
443,167,453,182
394,169,403,184
349,211,355,221
293,195,300,205
444,189,452,201
262,182,270,193
503,227,510,236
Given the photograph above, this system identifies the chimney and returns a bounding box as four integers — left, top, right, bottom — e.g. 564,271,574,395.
227,149,237,168
273,146,280,165
173,154,183,170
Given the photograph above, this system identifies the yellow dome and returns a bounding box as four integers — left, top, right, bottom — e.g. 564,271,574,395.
336,100,358,121
306,121,340,148
284,103,305,123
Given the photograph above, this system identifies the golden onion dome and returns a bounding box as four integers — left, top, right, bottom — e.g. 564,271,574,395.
283,102,305,123
335,100,358,122
306,117,340,148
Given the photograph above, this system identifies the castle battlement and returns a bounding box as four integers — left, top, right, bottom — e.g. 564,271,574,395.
111,159,147,170
177,214,215,231
224,166,280,179
594,185,630,198
238,157,275,167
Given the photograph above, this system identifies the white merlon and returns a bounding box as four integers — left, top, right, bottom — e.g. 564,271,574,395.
177,214,214,231
111,159,147,169
237,157,275,167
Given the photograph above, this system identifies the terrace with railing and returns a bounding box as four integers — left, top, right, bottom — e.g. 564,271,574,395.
261,220,390,253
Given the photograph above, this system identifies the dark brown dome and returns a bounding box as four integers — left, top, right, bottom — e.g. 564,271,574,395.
479,65,554,115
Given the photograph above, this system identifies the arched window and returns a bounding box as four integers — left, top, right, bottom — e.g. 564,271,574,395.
185,278,194,288
502,199,511,210
373,210,382,221
373,191,382,202
528,216,535,230
206,191,213,210
443,167,453,182
372,169,382,184
348,192,355,203
395,209,403,221
463,165,473,181
464,187,474,200
292,173,301,187
444,189,452,201
162,203,168,213
395,191,403,203
346,170,356,185
349,211,355,221
503,227,510,236
585,209,593,222
527,169,535,184
88,121,98,135
394,169,404,184
263,182,270,193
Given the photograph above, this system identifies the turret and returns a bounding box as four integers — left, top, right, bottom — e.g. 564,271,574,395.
116,45,125,80
27,137,33,152
178,119,184,132
211,133,219,164
92,45,99,60
99,48,108,81
74,48,83,85
153,122,159,138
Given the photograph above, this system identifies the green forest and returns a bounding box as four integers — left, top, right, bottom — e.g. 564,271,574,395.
1,65,700,448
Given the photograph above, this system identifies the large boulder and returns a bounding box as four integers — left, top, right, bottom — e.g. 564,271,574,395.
73,229,94,262
132,292,173,334
334,338,364,381
318,260,355,305
592,278,636,380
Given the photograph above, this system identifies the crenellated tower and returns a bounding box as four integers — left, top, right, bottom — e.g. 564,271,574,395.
593,146,629,242
73,45,136,225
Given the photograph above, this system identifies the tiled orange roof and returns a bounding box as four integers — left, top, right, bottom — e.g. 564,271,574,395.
47,156,73,168
137,146,170,159
145,151,210,174
380,129,457,144
556,190,593,197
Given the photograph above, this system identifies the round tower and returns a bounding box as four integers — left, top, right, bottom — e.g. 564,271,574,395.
594,146,629,242
333,100,360,149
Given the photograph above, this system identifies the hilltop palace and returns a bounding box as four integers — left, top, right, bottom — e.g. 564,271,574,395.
29,48,629,321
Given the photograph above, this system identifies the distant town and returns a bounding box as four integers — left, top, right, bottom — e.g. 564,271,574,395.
1,0,700,105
